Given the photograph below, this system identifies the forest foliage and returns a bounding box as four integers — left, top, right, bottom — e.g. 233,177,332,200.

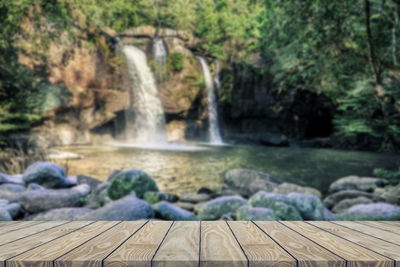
1,0,400,150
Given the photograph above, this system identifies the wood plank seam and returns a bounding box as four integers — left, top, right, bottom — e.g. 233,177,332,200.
0,221,71,247
52,221,122,264
199,221,202,267
251,221,299,267
330,221,400,247
225,221,250,267
305,222,397,263
3,221,96,263
101,220,149,266
277,221,349,264
356,221,400,235
0,221,44,237
150,220,176,267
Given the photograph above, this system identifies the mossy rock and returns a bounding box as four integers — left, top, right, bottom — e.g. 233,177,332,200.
107,169,158,200
236,205,277,221
198,196,247,220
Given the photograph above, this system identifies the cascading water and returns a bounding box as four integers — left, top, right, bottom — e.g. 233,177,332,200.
198,57,223,144
122,45,166,145
152,38,167,82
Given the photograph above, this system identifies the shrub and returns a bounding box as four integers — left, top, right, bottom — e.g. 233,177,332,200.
168,52,184,72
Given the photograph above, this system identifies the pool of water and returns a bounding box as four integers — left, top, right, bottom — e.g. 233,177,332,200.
56,144,399,196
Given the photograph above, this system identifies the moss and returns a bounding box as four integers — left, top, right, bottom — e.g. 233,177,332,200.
168,52,184,72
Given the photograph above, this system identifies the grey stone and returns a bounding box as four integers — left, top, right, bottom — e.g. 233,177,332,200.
376,184,400,205
5,203,21,219
338,203,400,220
236,205,277,220
153,201,198,220
332,197,373,214
174,201,195,211
288,193,325,220
323,208,336,220
19,184,91,213
179,193,211,203
80,195,154,220
22,161,67,188
27,183,45,190
273,183,322,198
76,175,102,189
0,208,12,221
0,173,23,185
329,176,387,193
323,190,384,209
29,207,93,220
143,191,179,204
223,169,282,197
198,196,247,220
0,184,26,202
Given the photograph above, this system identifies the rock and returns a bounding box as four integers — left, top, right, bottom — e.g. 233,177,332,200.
22,161,67,188
329,176,387,193
236,206,277,221
107,169,158,200
223,169,282,197
198,196,247,220
0,173,23,185
323,208,336,220
86,182,112,208
174,201,195,211
80,195,154,220
0,184,26,202
332,197,373,214
29,207,93,220
19,184,91,213
338,203,400,220
273,183,322,199
143,191,179,205
0,208,12,221
197,187,215,195
248,191,302,220
220,213,235,221
180,193,211,203
323,190,384,209
76,175,102,189
153,201,198,220
27,183,45,190
288,193,325,220
0,199,9,206
376,184,400,205
4,203,21,219
259,133,289,146
194,202,207,214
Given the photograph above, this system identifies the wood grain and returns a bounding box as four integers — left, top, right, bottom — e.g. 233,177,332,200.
104,220,173,267
55,221,147,267
0,221,43,236
357,221,400,234
0,221,92,267
152,221,200,267
334,221,400,244
308,221,400,267
228,221,295,267
200,221,247,267
0,221,67,246
282,221,393,267
6,221,118,267
255,221,345,267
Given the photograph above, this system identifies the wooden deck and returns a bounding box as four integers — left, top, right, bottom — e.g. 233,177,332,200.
0,221,399,267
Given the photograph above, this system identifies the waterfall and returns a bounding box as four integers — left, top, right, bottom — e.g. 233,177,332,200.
198,57,223,144
122,45,166,145
152,38,167,82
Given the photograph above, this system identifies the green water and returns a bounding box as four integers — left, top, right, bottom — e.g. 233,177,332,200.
58,144,399,196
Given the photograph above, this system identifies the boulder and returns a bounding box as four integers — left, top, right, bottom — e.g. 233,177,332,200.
0,184,26,202
153,201,198,220
259,133,289,147
29,207,93,220
107,169,158,200
236,206,277,221
179,193,211,203
332,197,373,214
0,208,12,221
19,184,91,213
375,184,400,205
323,208,336,220
0,173,24,185
80,195,154,220
323,190,384,209
329,176,387,193
248,191,302,220
197,196,247,220
223,169,282,197
174,201,195,211
143,191,179,205
76,175,102,189
338,203,400,220
86,182,112,208
288,193,325,220
273,183,322,199
27,183,45,190
22,162,68,188
4,203,21,219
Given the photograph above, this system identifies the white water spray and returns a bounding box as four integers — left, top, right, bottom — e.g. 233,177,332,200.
152,38,167,81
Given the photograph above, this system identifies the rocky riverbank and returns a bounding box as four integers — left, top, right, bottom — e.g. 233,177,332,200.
0,162,399,221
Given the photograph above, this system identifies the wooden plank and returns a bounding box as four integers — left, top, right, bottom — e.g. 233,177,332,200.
282,221,393,267
0,221,92,267
227,221,295,267
0,221,68,246
357,221,400,234
334,221,400,244
255,221,345,267
0,221,43,236
200,221,247,267
309,221,400,267
55,221,147,267
6,221,118,267
152,221,200,267
104,220,173,267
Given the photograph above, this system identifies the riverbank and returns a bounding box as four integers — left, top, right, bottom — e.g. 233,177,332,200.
0,161,399,221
